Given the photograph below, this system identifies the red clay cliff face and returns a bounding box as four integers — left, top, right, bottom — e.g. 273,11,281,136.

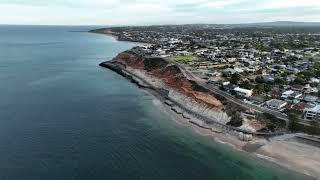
111,51,224,110
111,52,145,69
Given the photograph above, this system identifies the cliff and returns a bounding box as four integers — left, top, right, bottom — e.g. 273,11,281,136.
101,50,230,124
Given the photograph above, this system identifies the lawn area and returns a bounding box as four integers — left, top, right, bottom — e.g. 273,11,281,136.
169,55,195,64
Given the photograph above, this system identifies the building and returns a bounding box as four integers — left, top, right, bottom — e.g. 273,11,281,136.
281,90,294,99
304,105,320,121
222,84,237,93
265,99,287,110
248,96,265,105
287,92,303,104
223,68,236,74
234,87,253,97
304,95,318,103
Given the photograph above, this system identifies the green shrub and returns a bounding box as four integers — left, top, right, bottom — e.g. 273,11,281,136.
189,80,209,92
144,57,168,71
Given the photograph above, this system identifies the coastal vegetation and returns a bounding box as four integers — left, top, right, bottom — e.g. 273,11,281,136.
144,57,169,71
257,113,286,132
189,80,209,92
288,110,320,135
169,55,194,64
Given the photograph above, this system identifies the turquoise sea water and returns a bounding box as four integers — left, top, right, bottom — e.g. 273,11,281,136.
0,25,313,180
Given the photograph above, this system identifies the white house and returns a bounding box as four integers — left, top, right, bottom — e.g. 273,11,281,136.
304,105,320,121
234,87,253,97
266,99,287,110
281,90,294,99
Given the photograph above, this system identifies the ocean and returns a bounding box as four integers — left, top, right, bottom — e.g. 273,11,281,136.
0,25,312,180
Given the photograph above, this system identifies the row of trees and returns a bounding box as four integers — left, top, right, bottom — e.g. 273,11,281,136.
227,73,284,95
288,110,320,135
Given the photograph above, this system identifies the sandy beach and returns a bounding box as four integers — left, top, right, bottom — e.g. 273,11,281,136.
145,89,320,179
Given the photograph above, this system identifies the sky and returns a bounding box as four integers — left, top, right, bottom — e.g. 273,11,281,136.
0,0,320,25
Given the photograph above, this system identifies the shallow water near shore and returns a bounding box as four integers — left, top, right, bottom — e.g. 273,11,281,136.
0,25,313,179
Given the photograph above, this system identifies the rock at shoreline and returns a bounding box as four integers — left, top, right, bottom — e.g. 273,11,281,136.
171,106,183,114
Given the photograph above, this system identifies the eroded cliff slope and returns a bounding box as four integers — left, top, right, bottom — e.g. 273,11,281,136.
103,50,230,124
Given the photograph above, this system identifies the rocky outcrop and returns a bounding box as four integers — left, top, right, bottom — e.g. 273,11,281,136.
101,50,230,124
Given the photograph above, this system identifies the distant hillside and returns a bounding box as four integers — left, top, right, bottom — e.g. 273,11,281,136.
91,21,320,31
89,21,320,37
246,21,320,27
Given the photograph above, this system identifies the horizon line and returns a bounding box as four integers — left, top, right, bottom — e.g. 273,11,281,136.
1,20,320,27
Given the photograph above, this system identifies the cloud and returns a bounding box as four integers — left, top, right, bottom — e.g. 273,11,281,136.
0,0,319,25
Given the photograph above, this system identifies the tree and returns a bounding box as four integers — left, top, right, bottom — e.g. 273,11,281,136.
312,120,320,128
264,83,272,92
230,73,241,85
240,80,252,89
257,113,280,132
297,71,315,81
293,77,306,85
227,111,243,127
274,78,285,85
310,120,320,135
255,75,265,84
288,112,299,132
254,84,265,95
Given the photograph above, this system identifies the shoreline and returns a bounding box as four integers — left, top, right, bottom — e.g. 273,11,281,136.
144,85,320,180
91,30,153,46
99,60,320,179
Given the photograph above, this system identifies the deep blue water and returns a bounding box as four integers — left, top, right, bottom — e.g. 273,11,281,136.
0,25,312,180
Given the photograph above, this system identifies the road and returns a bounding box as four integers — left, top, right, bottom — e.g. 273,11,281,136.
169,60,289,123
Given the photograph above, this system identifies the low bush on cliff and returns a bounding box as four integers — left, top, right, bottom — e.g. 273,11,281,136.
214,94,227,105
227,111,243,127
144,57,169,71
165,65,182,74
189,80,209,92
257,113,286,132
122,54,130,61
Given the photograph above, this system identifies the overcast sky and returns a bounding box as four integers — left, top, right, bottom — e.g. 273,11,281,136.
1,0,320,25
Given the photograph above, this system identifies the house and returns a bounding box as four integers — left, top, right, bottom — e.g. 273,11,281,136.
234,87,253,97
221,81,230,86
223,68,236,75
263,75,275,83
287,66,300,73
266,99,287,110
234,67,244,73
291,84,305,91
222,84,237,93
304,95,318,103
287,92,303,104
269,87,282,99
310,78,320,84
304,105,320,121
292,102,309,112
305,87,319,94
227,58,237,63
281,90,294,99
248,96,265,105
